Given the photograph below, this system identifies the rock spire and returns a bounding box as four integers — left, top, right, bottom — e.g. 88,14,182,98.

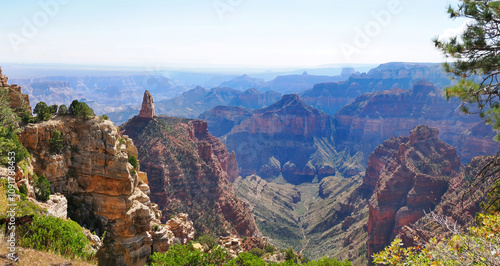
139,90,155,119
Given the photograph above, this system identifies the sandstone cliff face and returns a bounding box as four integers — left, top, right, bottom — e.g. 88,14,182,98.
120,114,259,238
366,125,462,262
334,80,498,168
204,94,339,182
17,116,168,266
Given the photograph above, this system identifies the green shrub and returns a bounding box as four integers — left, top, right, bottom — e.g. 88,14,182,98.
49,104,58,114
57,104,68,116
284,247,297,263
69,100,95,119
128,155,138,169
101,114,109,120
33,101,52,121
227,252,266,266
21,112,34,123
265,245,275,253
249,247,265,257
150,242,231,266
153,224,160,232
34,174,51,201
50,129,64,154
0,180,47,219
0,126,29,165
17,215,96,262
197,234,218,249
18,184,27,200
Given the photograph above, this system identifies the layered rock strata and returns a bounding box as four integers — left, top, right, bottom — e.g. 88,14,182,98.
18,116,167,265
365,125,462,262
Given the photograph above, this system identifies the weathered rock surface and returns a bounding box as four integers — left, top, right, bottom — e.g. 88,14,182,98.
121,113,259,238
17,116,168,266
152,213,195,253
138,90,155,119
366,125,462,262
30,193,68,219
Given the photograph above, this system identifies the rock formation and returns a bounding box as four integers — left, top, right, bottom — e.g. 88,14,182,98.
138,90,155,119
17,115,170,265
0,67,31,115
152,213,195,253
121,107,259,237
365,125,462,262
334,80,498,168
202,94,340,182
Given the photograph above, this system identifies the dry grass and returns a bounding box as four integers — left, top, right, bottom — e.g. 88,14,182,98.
0,237,96,266
0,185,7,215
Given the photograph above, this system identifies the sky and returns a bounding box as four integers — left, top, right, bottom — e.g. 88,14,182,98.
0,0,466,70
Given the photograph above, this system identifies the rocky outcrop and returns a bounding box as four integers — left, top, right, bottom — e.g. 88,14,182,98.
217,235,269,257
152,213,195,252
0,67,31,115
334,80,498,168
0,67,8,87
17,116,170,265
138,90,155,119
366,125,462,262
31,193,68,219
121,112,259,238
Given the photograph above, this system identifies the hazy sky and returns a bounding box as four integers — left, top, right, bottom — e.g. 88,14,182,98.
0,0,465,69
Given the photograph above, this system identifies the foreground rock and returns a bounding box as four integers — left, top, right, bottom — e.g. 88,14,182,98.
17,116,169,265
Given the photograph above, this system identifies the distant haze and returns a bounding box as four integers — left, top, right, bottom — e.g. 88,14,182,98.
1,0,463,69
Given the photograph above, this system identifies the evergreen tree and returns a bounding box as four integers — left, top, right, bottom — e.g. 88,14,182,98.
49,129,63,154
57,104,68,116
33,101,52,121
434,0,500,211
69,100,95,119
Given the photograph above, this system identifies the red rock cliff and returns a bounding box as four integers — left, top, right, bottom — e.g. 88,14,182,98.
365,125,462,263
